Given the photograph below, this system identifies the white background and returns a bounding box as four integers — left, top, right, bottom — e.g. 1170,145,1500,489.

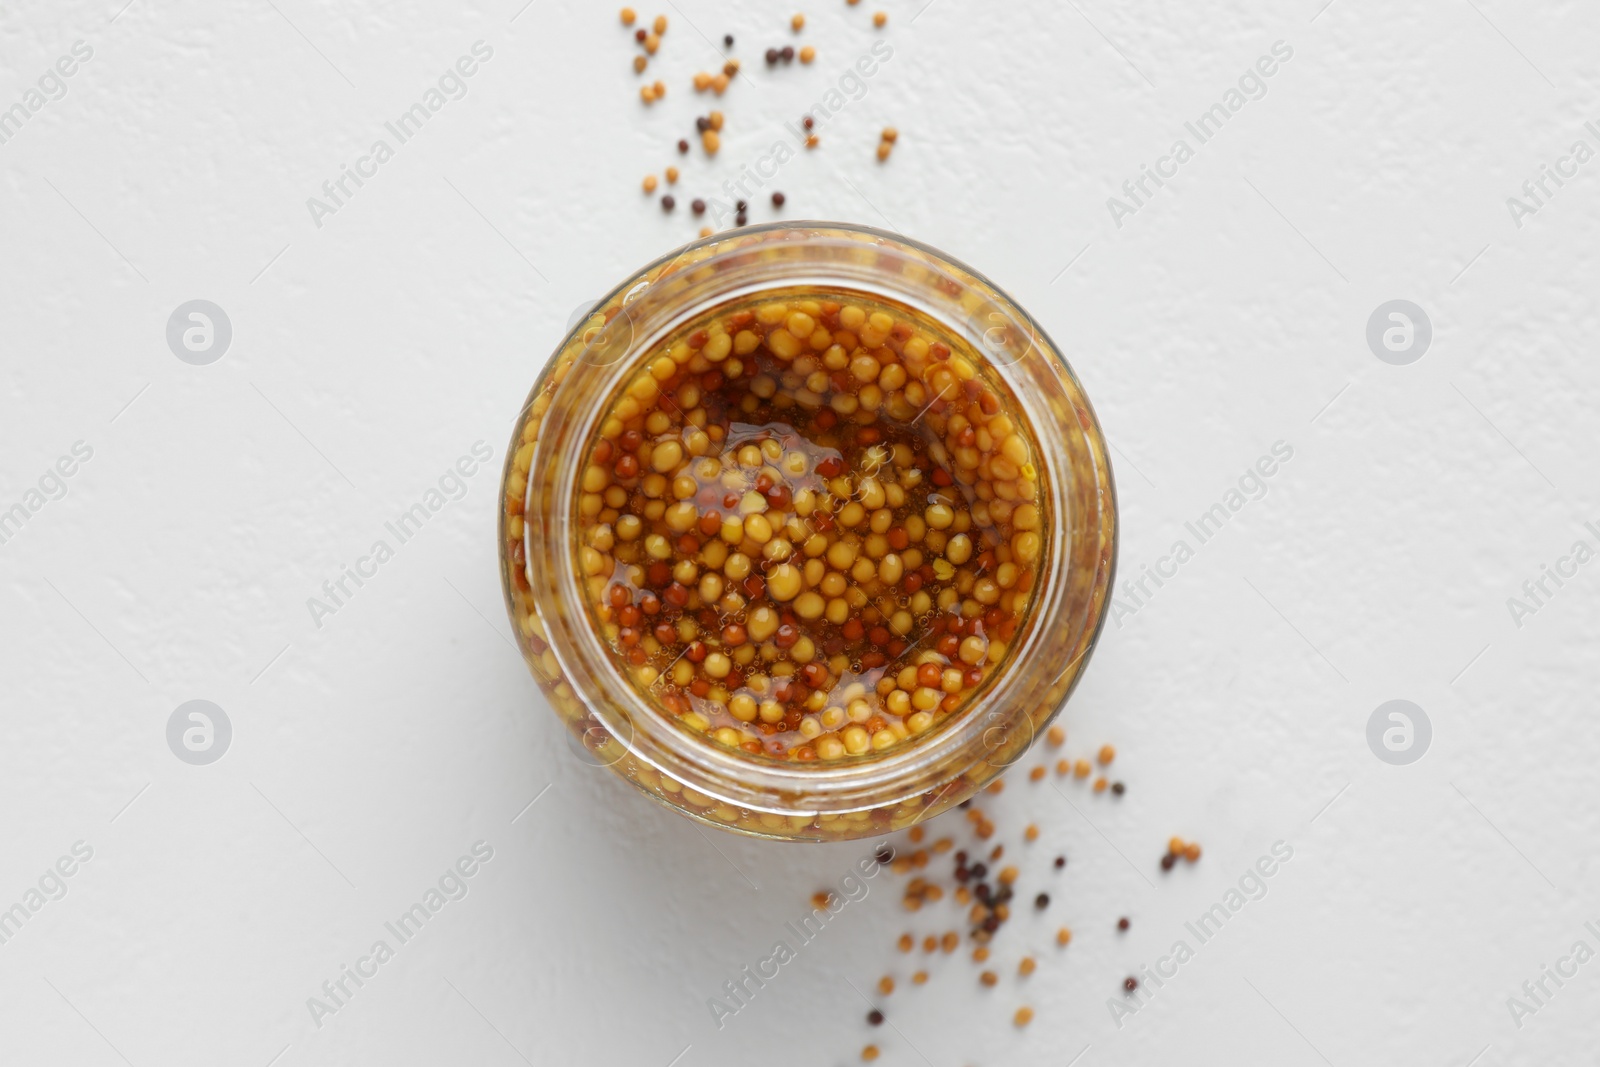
2,1,1598,1064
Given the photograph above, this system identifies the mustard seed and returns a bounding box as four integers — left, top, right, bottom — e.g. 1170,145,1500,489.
661,194,676,211
642,174,658,193
979,970,997,987
873,11,887,26
792,13,806,30
1117,917,1130,931
620,7,637,25
878,976,894,995
1124,977,1138,992
800,45,815,63
772,191,786,207
1014,1006,1033,1027
867,1008,883,1025
653,14,667,33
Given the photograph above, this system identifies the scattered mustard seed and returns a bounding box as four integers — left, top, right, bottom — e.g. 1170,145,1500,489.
792,13,806,31
878,975,895,995
653,14,667,34
979,970,997,987
862,1046,879,1063
620,7,636,25
642,174,658,193
1024,823,1039,842
800,45,816,63
633,55,648,73
665,166,679,184
1046,724,1065,746
876,141,892,162
1056,927,1072,946
1014,1006,1034,1027
1098,743,1116,765
912,970,928,985
1029,765,1046,782
1019,956,1036,977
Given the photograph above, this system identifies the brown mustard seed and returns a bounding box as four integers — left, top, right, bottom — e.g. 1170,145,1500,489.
620,7,637,25
678,139,690,154
1111,781,1125,795
1014,1006,1034,1027
1124,977,1138,992
1053,855,1066,869
1034,892,1049,910
979,970,997,987
1117,917,1130,931
1160,853,1177,871
691,198,706,214
661,194,676,211
867,1008,884,1025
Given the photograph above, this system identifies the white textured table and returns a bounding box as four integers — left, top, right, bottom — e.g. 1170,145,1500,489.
3,2,1597,1064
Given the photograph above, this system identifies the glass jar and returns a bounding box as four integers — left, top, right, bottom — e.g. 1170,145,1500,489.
499,223,1116,842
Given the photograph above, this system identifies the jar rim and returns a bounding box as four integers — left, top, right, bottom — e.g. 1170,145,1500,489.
511,221,1118,817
